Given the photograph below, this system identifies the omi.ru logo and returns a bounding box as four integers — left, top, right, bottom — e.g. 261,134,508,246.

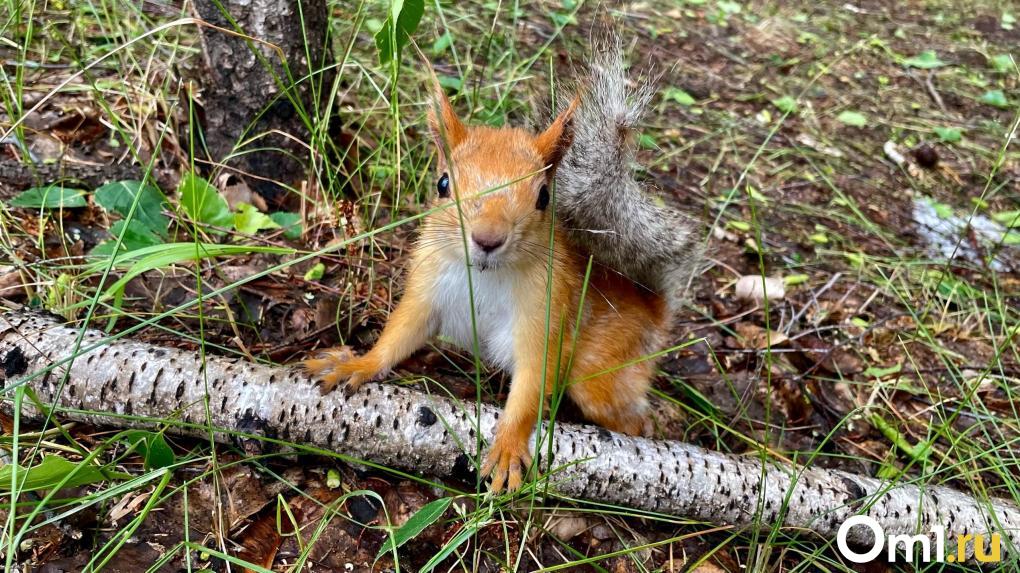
837,515,1002,564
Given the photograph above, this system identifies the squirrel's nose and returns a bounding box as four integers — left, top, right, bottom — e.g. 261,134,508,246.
471,231,506,253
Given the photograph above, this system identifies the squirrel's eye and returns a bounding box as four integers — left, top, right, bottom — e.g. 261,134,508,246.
536,184,550,211
437,173,450,198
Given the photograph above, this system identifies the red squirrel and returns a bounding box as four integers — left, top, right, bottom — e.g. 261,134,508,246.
303,36,702,491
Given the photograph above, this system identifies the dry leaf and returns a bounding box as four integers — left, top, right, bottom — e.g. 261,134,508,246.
217,173,267,211
236,510,287,572
734,322,789,349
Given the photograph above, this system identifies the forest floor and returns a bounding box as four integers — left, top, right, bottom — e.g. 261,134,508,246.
1,0,1019,571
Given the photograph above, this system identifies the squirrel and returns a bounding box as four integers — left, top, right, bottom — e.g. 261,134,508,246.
302,34,702,491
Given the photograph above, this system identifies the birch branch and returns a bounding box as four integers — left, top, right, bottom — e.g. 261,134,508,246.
0,309,1017,557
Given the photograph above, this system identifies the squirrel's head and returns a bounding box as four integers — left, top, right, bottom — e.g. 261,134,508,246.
422,84,578,271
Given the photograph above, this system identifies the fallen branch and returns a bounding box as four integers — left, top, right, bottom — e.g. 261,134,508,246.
1,309,1017,558
0,158,143,193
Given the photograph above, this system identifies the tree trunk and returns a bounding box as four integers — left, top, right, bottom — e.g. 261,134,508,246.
1,309,1017,560
194,0,331,206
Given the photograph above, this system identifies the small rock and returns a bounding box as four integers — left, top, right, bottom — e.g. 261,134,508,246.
590,524,614,540
912,144,939,169
548,515,590,541
346,495,381,525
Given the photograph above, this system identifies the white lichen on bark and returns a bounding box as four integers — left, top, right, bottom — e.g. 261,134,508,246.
1,309,1017,558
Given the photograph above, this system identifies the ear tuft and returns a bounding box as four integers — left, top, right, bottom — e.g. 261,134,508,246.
428,78,468,162
534,95,580,170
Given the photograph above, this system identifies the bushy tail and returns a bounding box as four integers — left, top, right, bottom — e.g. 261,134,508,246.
555,33,702,314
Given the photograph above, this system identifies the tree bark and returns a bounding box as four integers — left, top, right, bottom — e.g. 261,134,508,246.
0,158,142,195
0,309,1017,559
194,0,331,206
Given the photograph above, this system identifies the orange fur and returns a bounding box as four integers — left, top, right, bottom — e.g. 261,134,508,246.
302,88,670,492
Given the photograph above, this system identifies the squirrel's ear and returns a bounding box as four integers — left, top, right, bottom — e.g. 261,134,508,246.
535,95,580,170
428,80,468,162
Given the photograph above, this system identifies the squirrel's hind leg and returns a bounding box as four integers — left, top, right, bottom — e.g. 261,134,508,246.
566,360,655,437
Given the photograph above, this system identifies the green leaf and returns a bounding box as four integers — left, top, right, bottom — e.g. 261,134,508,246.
992,210,1020,227
94,180,170,237
304,262,326,281
931,200,954,219
91,219,164,256
178,173,233,230
717,0,741,14
269,212,303,240
10,185,87,209
902,50,946,69
771,95,798,114
863,363,902,379
836,110,868,127
933,126,962,144
990,54,1014,73
549,11,577,27
663,87,696,106
0,456,127,492
233,203,280,235
930,271,980,302
979,89,1010,108
374,0,426,64
431,32,452,55
85,243,294,307
121,431,176,470
376,497,452,561
727,220,751,232
437,75,463,92
745,185,767,202
784,274,810,286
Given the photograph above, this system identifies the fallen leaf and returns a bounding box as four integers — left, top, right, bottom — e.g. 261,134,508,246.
236,509,286,572
0,271,28,299
217,173,268,212
734,322,789,349
903,50,946,69
933,126,963,144
836,110,868,127
979,89,1009,108
108,490,152,525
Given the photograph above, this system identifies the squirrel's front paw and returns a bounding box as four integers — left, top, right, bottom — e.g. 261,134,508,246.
300,347,382,396
480,435,533,492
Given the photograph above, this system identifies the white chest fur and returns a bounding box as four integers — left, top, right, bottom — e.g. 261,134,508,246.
430,262,517,371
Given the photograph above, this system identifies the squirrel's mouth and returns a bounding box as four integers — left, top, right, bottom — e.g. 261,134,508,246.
470,251,505,271
472,258,498,271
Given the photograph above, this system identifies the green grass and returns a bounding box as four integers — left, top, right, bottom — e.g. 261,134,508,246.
1,0,1020,570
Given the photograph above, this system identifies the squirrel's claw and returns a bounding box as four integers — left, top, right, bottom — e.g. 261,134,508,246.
481,437,533,492
300,347,374,396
